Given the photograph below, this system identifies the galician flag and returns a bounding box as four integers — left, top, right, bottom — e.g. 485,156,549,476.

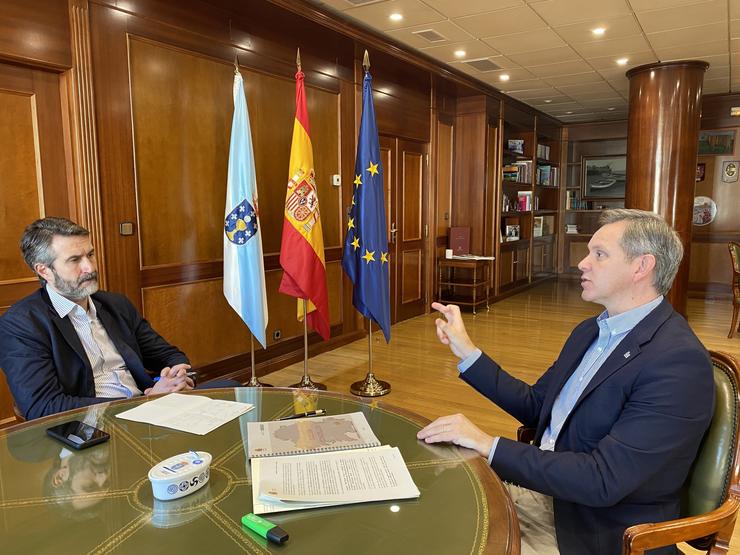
223,70,268,348
278,65,330,341
341,67,391,342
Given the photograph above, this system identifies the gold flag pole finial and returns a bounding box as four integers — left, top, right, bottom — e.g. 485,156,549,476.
363,50,370,72
234,53,239,75
296,48,301,72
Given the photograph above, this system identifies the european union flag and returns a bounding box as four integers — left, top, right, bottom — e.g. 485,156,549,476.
341,70,391,342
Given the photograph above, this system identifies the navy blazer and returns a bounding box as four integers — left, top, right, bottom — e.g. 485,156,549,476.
461,299,714,555
0,288,189,420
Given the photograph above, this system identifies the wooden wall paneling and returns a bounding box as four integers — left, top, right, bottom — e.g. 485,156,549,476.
401,250,422,303
452,100,487,254
129,38,233,267
435,119,453,237
63,0,107,289
0,0,72,70
688,241,732,294
380,136,397,323
0,62,72,309
89,5,141,304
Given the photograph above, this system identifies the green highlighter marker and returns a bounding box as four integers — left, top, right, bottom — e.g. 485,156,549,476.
242,513,289,544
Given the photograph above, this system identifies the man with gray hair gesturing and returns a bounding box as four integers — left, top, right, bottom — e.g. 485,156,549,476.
418,209,714,555
0,217,195,420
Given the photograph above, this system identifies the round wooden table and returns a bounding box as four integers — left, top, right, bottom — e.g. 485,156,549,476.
0,388,520,554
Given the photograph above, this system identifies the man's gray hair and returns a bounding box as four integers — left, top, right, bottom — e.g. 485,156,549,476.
599,209,683,295
21,217,89,284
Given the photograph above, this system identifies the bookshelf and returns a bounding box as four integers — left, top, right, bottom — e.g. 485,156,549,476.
561,126,627,273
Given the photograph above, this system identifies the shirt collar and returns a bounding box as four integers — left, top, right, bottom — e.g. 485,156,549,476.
46,284,93,319
596,295,663,336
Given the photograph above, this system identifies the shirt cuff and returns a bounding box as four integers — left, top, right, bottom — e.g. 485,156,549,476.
457,348,482,373
487,437,500,465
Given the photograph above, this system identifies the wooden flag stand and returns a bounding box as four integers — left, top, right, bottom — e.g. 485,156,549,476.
289,300,327,390
350,319,391,397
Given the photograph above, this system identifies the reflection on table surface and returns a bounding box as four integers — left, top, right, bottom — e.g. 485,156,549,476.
0,388,519,554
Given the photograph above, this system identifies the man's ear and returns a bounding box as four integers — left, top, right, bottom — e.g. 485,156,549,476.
35,263,53,283
634,254,656,282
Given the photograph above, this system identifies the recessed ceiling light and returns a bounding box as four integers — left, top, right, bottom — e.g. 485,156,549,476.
454,50,466,58
544,99,552,103
389,13,403,21
616,58,629,66
566,111,573,114
608,107,615,111
592,27,606,36
499,74,510,81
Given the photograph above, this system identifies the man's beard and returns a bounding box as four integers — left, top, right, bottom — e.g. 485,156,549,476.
51,269,99,300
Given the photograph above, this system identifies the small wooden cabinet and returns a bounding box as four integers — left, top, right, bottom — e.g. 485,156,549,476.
437,259,491,314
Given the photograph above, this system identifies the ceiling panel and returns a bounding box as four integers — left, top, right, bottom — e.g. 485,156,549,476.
508,46,580,66
572,35,653,59
635,0,726,34
585,51,658,70
495,77,550,91
647,22,728,50
420,0,523,19
343,0,445,31
421,40,500,63
528,59,593,77
653,40,728,61
482,28,565,54
554,15,643,44
529,0,632,27
384,20,475,49
543,71,604,87
454,5,547,37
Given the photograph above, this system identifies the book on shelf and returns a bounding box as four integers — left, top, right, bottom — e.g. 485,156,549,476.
517,190,532,211
507,138,524,154
565,224,579,234
246,412,381,458
537,143,551,160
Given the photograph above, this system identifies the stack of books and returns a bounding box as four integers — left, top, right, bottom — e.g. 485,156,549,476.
537,165,559,186
503,161,532,183
517,191,532,211
566,224,579,234
536,143,551,160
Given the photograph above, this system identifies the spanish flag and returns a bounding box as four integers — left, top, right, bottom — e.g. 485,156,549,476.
278,67,330,341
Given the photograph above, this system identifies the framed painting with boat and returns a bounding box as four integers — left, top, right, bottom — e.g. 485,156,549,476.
582,155,626,199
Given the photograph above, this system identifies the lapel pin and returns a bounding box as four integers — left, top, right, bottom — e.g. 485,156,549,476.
623,351,631,359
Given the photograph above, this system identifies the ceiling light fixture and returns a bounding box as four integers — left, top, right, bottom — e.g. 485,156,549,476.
608,107,615,111
616,58,629,66
389,13,403,21
499,74,510,81
592,27,606,36
454,50,466,58
544,99,552,103
566,111,573,114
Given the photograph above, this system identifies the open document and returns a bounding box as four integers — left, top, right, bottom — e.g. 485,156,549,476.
115,393,254,435
251,446,420,514
247,412,380,458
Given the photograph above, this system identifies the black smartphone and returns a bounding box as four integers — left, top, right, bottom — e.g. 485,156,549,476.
46,421,110,450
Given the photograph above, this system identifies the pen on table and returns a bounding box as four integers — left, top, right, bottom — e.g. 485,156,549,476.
153,371,197,382
277,409,326,421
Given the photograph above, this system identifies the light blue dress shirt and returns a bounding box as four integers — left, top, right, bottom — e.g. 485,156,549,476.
458,296,664,464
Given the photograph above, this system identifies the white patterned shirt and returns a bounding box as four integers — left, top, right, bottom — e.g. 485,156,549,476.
47,285,143,399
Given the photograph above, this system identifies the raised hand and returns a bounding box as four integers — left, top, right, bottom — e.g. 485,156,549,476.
430,302,477,360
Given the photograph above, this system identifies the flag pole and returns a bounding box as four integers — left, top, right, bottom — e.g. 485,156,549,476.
350,318,391,397
290,299,326,390
246,334,272,387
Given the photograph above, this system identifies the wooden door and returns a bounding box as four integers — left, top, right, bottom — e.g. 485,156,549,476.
0,61,72,425
396,139,428,321
379,136,429,324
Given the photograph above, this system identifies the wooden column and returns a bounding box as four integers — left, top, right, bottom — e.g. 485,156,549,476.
625,61,708,316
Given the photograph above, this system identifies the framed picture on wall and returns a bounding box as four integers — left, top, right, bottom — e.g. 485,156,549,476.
582,155,626,200
698,129,736,155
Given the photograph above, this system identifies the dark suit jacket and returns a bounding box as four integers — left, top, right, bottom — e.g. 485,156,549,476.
0,288,189,420
461,299,714,555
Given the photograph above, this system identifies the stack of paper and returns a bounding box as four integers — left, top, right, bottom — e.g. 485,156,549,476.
115,393,254,435
247,412,420,514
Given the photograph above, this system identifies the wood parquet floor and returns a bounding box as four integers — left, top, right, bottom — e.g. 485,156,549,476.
269,279,740,554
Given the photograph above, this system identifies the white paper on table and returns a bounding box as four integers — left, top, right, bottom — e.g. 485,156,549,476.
251,445,420,514
115,393,254,435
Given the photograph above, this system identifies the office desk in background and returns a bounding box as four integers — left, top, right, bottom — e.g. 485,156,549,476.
0,388,520,554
